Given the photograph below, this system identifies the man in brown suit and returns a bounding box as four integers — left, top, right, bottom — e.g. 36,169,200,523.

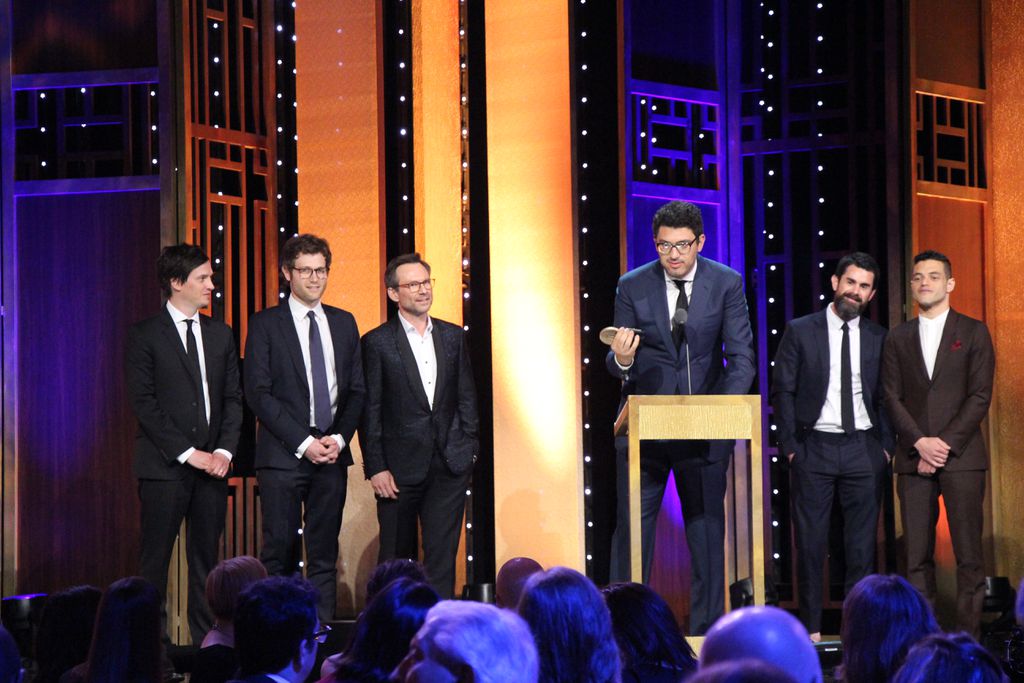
882,250,994,637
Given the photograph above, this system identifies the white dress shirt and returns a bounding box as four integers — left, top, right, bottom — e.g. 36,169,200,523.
814,304,873,433
165,301,233,462
918,308,949,380
288,296,344,457
663,260,697,321
398,311,437,408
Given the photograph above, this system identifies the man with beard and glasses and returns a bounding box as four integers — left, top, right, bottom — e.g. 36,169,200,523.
770,252,894,640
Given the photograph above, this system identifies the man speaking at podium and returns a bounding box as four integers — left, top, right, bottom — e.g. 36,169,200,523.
606,200,755,634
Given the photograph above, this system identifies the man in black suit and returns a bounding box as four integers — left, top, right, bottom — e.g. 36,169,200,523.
606,200,755,634
361,253,479,598
244,234,365,619
126,243,242,643
882,250,994,637
771,251,894,640
231,576,325,683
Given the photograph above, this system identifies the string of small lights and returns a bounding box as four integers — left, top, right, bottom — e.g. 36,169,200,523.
383,0,414,260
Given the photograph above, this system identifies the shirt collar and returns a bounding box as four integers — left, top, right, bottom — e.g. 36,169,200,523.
662,259,698,285
166,301,200,325
919,307,950,328
825,302,860,330
397,310,433,336
288,295,325,322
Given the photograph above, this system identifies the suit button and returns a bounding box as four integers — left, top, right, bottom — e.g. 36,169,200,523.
191,427,197,433
191,401,197,406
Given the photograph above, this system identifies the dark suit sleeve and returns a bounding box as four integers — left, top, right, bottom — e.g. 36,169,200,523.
770,322,802,457
214,329,243,455
718,273,756,394
331,315,365,446
939,322,994,456
881,333,922,451
455,332,479,442
243,315,310,453
125,325,193,462
605,278,636,381
360,334,386,478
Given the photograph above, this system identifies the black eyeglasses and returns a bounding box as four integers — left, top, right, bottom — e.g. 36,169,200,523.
654,238,698,255
312,623,332,644
292,266,330,279
393,278,435,293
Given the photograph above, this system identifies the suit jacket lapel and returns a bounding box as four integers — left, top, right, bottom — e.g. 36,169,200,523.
813,310,830,386
391,316,432,411
930,309,958,384
278,304,311,399
161,309,202,391
688,258,713,338
648,264,677,359
907,318,931,383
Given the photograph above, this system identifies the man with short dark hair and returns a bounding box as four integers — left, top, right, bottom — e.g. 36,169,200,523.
244,234,365,619
126,243,242,643
361,252,479,598
771,251,894,640
882,250,994,637
606,200,755,634
231,576,324,683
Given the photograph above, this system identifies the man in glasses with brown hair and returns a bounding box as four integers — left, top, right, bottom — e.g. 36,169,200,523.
606,200,755,635
361,252,479,598
244,233,365,620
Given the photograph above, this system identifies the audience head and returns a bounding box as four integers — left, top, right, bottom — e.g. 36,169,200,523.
601,582,697,678
205,555,268,624
0,626,21,683
366,558,428,602
33,585,102,683
83,577,162,683
234,576,321,682
495,557,543,609
839,574,939,683
892,632,1006,683
517,566,619,683
690,659,798,683
701,606,822,683
330,578,438,681
394,600,538,683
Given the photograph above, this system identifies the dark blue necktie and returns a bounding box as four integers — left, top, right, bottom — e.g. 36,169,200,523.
307,311,332,432
185,319,209,436
841,321,855,434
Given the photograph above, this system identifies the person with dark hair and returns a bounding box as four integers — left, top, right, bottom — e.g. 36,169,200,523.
0,626,23,683
245,234,366,619
319,577,438,681
837,574,939,682
126,243,243,643
33,585,102,683
602,582,697,682
606,199,755,634
770,251,894,640
891,632,1006,683
231,576,324,683
883,250,995,637
393,601,538,683
495,557,543,609
61,577,163,683
517,567,619,683
361,252,479,598
364,558,427,603
192,556,268,683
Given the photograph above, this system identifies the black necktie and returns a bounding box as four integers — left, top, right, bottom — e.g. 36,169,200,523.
185,319,209,432
840,321,855,434
307,311,333,433
672,279,689,348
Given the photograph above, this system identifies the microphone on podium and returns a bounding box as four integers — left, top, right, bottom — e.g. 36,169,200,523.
672,308,693,394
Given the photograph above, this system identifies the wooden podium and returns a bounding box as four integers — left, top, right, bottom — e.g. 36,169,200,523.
614,394,766,608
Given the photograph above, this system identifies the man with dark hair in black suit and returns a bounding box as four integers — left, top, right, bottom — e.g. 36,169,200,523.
607,200,755,635
126,243,242,643
361,252,479,598
771,251,894,641
244,234,365,620
231,576,325,683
